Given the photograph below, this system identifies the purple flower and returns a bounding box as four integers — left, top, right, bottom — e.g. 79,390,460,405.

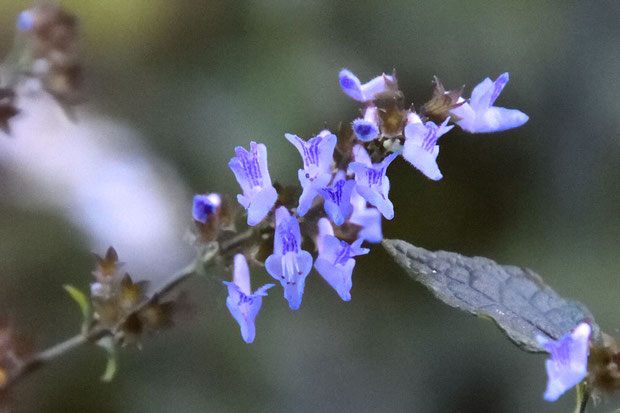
314,218,369,301
348,145,397,220
450,73,529,133
265,207,313,310
285,131,337,216
339,69,394,102
228,141,278,226
352,107,379,141
403,117,454,181
223,254,275,343
318,171,355,226
192,193,221,223
349,188,383,243
16,10,34,31
536,322,592,402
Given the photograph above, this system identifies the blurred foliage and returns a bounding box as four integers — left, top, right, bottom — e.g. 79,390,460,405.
0,0,619,412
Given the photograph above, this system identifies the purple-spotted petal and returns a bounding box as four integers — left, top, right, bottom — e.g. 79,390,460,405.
229,142,277,226
536,322,591,402
403,118,453,181
348,153,397,220
314,234,369,301
223,254,275,343
265,207,314,310
265,250,312,310
318,171,355,226
286,132,337,216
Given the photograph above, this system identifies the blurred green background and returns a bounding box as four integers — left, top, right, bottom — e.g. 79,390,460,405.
0,0,619,412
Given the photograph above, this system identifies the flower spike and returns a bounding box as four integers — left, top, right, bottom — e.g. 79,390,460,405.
286,131,337,216
450,73,529,133
536,322,592,402
228,141,278,226
315,218,369,301
265,207,313,310
223,254,274,343
339,69,394,102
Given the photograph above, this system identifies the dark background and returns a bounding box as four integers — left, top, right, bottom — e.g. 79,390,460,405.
0,1,619,412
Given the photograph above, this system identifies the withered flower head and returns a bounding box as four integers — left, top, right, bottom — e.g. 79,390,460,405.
588,333,620,395
373,72,408,138
93,247,121,281
421,76,464,124
17,3,82,105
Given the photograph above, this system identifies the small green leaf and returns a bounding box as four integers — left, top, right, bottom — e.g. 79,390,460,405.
97,337,118,382
63,284,90,321
383,239,599,352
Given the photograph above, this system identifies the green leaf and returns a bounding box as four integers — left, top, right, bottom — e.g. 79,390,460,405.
382,239,599,352
97,337,118,382
63,284,90,322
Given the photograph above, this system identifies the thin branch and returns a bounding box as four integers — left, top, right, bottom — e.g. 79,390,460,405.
4,257,204,389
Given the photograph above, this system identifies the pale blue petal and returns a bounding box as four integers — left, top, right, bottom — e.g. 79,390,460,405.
350,191,383,243
355,182,394,220
403,141,442,181
246,186,278,226
477,106,529,133
339,69,364,101
360,74,394,101
469,77,495,111
315,256,355,301
319,173,355,226
536,322,591,402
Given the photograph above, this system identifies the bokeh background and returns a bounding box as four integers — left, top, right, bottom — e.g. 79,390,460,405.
0,1,619,412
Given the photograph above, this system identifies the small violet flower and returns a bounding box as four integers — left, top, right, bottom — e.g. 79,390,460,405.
348,145,397,220
318,170,355,226
349,188,383,243
228,141,278,226
265,207,313,310
16,10,34,32
450,72,529,133
285,131,337,216
403,113,454,181
536,322,592,402
339,69,394,102
192,193,221,223
223,254,275,344
314,218,369,301
352,107,379,142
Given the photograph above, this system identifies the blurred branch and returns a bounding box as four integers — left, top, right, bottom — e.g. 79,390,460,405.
3,257,202,390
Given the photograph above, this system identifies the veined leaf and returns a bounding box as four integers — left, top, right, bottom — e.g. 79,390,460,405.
382,239,599,352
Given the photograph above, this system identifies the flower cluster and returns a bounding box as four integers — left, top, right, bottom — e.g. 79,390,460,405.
90,247,176,346
193,68,529,344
